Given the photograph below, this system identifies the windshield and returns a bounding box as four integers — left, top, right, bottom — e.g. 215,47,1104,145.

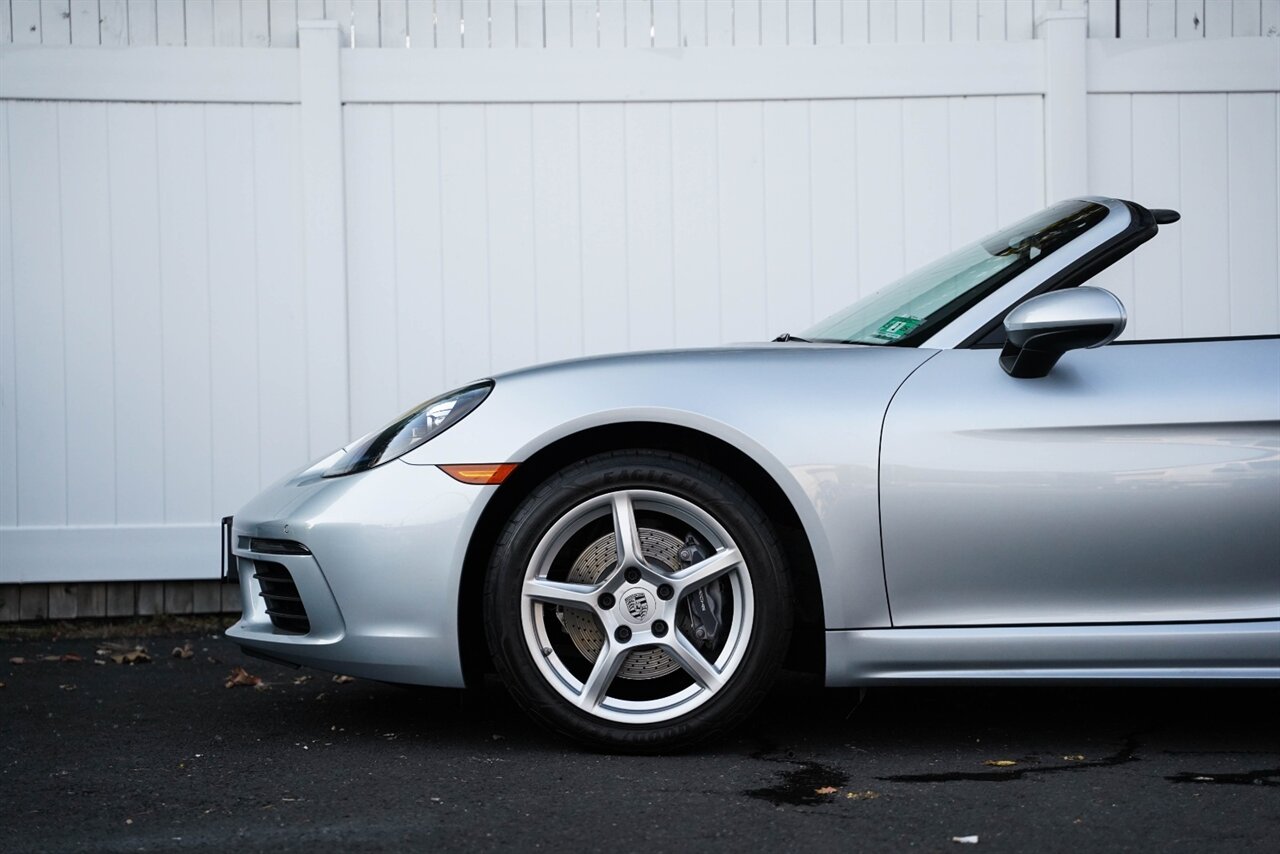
800,200,1110,346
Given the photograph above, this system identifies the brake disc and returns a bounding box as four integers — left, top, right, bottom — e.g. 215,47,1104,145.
560,530,683,680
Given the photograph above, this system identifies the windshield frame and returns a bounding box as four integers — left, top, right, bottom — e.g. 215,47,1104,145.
918,197,1139,349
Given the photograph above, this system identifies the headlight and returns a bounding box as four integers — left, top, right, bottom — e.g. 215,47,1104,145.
323,381,493,477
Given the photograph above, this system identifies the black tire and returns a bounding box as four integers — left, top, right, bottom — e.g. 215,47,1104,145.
483,449,792,752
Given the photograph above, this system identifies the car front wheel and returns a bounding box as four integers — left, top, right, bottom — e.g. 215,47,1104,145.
484,450,792,752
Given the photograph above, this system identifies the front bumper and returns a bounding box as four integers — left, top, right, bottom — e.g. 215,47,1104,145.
226,457,491,687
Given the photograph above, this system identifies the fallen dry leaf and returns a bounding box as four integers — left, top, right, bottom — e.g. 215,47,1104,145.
332,675,355,684
983,760,1017,767
171,643,194,660
59,683,76,692
60,653,83,663
8,657,24,665
224,666,262,689
952,836,979,845
814,786,839,795
110,648,151,665
1062,754,1085,761
0,681,6,688
292,675,311,685
41,655,62,662
846,790,880,800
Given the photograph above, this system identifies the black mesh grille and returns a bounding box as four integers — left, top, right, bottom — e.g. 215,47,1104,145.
254,561,310,634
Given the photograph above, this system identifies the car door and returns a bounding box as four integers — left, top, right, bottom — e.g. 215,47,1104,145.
878,336,1280,627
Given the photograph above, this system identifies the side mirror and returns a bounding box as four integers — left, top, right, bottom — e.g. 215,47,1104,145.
1000,287,1126,378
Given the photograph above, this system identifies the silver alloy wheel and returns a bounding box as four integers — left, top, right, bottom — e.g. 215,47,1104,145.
519,489,755,725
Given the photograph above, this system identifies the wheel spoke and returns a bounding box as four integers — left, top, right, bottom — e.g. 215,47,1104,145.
670,547,742,594
522,577,598,611
611,491,647,571
578,642,627,710
662,632,725,693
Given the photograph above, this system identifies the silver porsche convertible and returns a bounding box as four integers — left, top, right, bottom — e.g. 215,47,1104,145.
226,196,1279,750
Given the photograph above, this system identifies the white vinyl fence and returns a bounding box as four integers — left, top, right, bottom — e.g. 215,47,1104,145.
1,4,1278,593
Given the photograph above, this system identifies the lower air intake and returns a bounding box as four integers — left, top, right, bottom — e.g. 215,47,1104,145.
254,561,310,634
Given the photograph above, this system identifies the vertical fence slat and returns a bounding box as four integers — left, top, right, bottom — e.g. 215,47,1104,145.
405,0,433,45
0,102,15,529
923,0,950,41
516,0,543,45
462,0,488,46
106,582,136,617
1178,94,1231,337
763,100,813,335
624,103,676,350
1008,0,1036,38
39,0,70,44
1231,0,1262,33
625,0,651,45
947,97,999,245
1118,0,1148,36
11,0,43,44
1148,0,1177,35
486,104,540,372
1,0,12,42
993,95,1045,222
1227,93,1279,334
1263,0,1279,35
706,0,732,43
856,99,906,288
269,0,300,46
98,0,129,44
19,584,49,620
841,0,869,42
786,0,815,45
0,586,19,622
597,0,625,44
531,104,585,361
253,106,308,491
902,98,951,269
653,0,679,46
1130,94,1183,339
339,0,372,44
950,0,978,40
435,0,462,46
868,0,895,41
733,0,760,44
895,0,923,42
815,0,843,44
1174,0,1204,36
158,105,215,522
670,102,720,345
571,0,598,46
69,0,98,43
809,99,858,318
212,0,242,45
10,102,67,527
59,103,117,526
185,0,215,45
716,101,766,341
126,0,157,45
678,0,707,46
544,0,574,47
157,0,187,44
1086,94,1137,330
391,105,448,402
380,0,408,46
494,0,519,46
579,103,629,353
345,105,400,433
438,105,492,384
74,583,106,618
207,104,261,514
977,0,1004,39
109,104,166,524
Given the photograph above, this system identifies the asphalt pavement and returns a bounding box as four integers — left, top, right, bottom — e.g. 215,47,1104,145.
2,627,1277,852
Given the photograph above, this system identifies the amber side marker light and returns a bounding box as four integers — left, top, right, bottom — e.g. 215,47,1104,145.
437,463,518,485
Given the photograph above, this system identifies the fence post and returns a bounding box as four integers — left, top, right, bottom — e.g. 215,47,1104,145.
298,20,351,454
1040,8,1089,202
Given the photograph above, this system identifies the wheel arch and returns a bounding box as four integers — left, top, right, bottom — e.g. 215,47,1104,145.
456,421,826,685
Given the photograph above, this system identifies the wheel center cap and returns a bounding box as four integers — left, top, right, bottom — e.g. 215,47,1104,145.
619,588,652,625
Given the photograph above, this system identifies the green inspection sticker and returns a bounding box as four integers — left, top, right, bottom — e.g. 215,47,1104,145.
875,316,922,341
